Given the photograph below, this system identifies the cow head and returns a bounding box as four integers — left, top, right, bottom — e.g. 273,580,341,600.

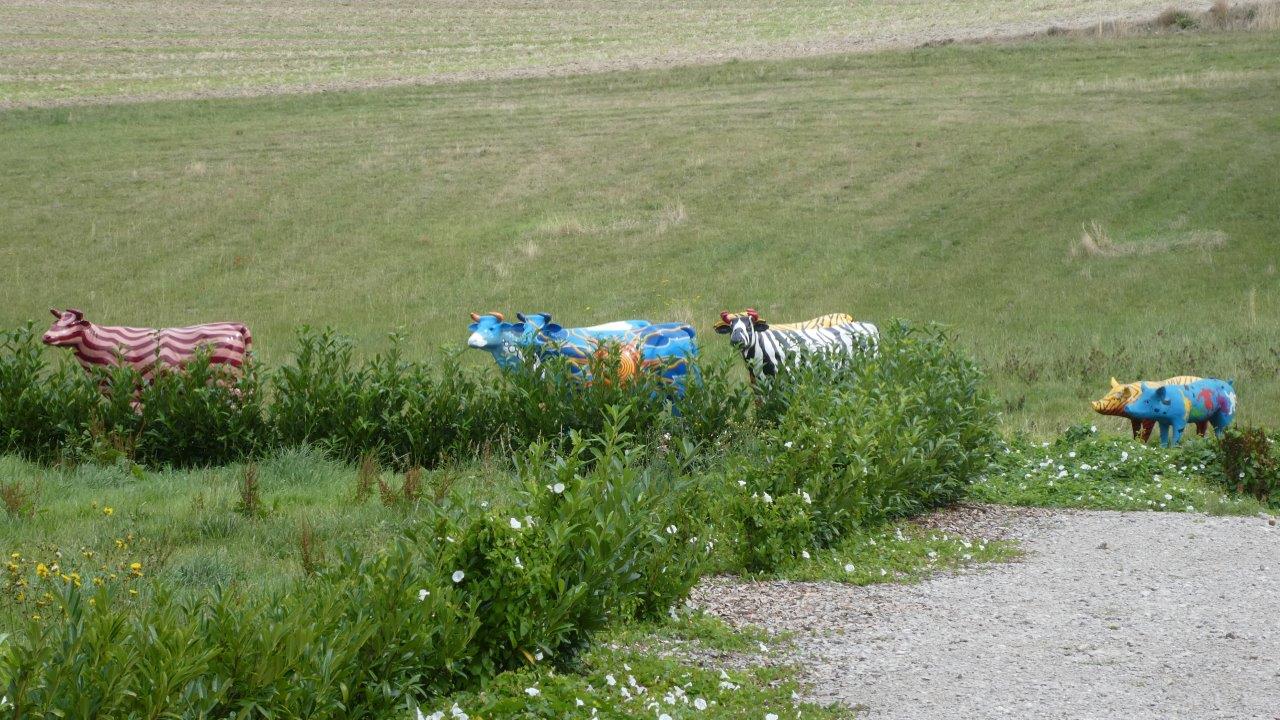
466,312,510,350
513,312,555,340
714,309,767,348
1091,376,1140,417
43,308,89,347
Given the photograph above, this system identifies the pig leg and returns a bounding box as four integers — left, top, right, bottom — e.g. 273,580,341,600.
1210,412,1232,439
1194,421,1208,437
1157,422,1171,447
1130,418,1143,439
1140,420,1155,443
1169,419,1187,445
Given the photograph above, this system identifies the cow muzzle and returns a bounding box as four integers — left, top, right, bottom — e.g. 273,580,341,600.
467,332,488,348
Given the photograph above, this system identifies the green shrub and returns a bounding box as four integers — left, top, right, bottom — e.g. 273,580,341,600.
0,412,708,715
1216,426,1279,503
725,323,999,571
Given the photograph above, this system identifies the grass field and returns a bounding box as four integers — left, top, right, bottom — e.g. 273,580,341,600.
3,29,1278,433
0,0,1201,107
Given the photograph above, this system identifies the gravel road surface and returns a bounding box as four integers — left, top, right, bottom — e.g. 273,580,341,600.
693,509,1279,720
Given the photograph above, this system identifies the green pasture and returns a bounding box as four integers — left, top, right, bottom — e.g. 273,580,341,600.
2,31,1279,434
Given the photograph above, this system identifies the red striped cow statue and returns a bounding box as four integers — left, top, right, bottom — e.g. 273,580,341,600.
42,308,252,381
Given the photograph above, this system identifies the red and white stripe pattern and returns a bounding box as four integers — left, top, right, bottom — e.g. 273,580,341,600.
42,308,252,381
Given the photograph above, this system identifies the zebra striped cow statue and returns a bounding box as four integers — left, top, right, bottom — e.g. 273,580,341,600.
714,308,877,383
42,308,253,381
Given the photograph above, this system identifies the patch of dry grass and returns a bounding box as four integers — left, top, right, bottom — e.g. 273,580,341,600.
1072,221,1228,258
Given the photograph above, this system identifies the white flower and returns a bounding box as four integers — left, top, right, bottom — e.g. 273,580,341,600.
694,698,708,710
737,480,747,487
783,441,793,449
1068,451,1077,458
1090,425,1098,433
761,492,773,504
666,525,678,534
418,589,430,601
880,568,888,576
450,704,467,719
802,491,812,504
660,715,673,720
535,650,544,660
416,710,443,720
575,699,585,707
524,687,540,697
451,570,465,583
844,563,855,573
552,482,565,494
509,517,522,530
605,674,617,686
1164,493,1173,501
513,556,524,569
801,550,810,559
767,714,779,720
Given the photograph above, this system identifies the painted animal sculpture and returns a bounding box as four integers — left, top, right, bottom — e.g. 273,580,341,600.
465,312,697,391
1122,378,1237,447
42,308,252,381
714,309,877,383
1092,376,1209,442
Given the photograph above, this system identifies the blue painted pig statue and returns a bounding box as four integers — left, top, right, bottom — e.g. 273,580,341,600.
1124,378,1237,447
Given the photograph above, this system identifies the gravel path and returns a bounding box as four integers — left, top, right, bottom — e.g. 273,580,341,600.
692,509,1280,720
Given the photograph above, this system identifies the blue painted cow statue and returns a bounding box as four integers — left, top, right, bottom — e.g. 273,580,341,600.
465,312,698,394
1122,378,1237,447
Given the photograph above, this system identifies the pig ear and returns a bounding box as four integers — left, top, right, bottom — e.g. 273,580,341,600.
1110,377,1119,389
1154,386,1167,399
50,307,61,318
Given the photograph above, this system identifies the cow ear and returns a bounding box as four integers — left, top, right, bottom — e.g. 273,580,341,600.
69,309,84,321
50,307,61,318
714,324,731,334
753,320,769,331
516,312,527,322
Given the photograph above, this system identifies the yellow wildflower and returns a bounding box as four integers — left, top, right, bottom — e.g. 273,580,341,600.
31,614,40,621
129,562,143,577
115,539,125,549
102,507,114,516
7,563,18,574
128,589,138,596
10,552,19,559
69,572,82,587
92,577,104,587
35,563,49,579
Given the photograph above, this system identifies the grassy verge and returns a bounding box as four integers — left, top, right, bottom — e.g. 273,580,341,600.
3,30,1279,432
416,615,844,720
973,427,1270,515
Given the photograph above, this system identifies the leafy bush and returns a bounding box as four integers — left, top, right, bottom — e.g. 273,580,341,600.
0,412,707,715
272,329,498,468
1216,426,1279,503
723,323,999,572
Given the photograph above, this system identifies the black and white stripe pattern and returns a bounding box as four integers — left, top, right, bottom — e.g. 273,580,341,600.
717,313,878,381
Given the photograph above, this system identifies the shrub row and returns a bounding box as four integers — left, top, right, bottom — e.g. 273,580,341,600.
1,325,751,468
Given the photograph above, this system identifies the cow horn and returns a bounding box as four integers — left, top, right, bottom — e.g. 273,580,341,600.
49,307,61,318
719,311,731,324
745,308,759,321
491,311,504,321
469,312,481,322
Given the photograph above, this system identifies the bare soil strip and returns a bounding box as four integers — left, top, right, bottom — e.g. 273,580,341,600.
1,1,1209,109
